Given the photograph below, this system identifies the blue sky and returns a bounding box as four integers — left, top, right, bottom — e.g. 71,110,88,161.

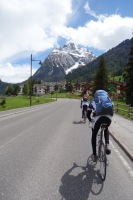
0,0,133,83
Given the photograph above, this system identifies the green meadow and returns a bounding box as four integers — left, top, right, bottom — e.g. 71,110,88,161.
0,94,133,120
0,93,81,111
0,96,55,111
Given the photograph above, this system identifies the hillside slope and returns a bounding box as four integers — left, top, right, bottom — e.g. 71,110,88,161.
65,39,132,82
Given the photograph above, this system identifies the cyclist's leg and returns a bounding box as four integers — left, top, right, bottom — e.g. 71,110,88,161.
102,117,111,144
92,117,110,155
104,128,110,145
91,128,97,155
83,105,87,118
91,119,102,155
100,117,111,155
87,110,92,122
82,105,85,118
104,129,111,155
82,108,84,118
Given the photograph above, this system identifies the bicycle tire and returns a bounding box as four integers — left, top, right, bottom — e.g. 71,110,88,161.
98,142,107,181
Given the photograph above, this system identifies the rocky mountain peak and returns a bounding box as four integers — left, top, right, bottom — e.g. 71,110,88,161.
33,43,96,82
63,43,77,50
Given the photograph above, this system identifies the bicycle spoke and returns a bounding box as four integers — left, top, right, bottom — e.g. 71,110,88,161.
98,143,107,181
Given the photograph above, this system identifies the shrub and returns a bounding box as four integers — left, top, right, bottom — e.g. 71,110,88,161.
0,98,6,108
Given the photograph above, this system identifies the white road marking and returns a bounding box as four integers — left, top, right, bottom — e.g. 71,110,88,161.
0,130,27,151
110,141,133,178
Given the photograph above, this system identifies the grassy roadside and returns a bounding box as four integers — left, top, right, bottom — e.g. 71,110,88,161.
113,100,133,120
46,92,81,99
0,96,55,111
1,94,133,121
0,93,81,111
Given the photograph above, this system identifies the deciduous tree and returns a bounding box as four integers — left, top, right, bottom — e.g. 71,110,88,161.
23,82,30,95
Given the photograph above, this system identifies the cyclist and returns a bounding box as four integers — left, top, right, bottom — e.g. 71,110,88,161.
80,95,89,119
88,90,113,162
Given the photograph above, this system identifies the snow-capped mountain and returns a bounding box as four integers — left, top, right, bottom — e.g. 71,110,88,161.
33,43,96,81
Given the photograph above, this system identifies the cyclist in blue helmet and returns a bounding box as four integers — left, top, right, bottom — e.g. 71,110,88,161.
88,90,114,162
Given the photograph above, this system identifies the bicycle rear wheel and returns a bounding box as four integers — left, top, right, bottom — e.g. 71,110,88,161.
98,142,107,181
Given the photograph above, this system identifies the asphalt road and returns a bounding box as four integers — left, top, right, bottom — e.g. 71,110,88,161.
0,98,133,200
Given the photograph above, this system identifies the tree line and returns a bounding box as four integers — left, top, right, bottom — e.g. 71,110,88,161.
3,37,133,106
65,39,131,83
5,79,42,96
91,37,133,106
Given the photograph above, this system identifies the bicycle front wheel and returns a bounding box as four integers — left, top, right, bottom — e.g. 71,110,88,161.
98,142,107,181
83,111,87,123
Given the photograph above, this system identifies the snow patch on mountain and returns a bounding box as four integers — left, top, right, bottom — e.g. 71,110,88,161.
33,43,96,81
66,62,81,74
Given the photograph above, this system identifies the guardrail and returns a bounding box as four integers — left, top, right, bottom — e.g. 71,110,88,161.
114,103,133,119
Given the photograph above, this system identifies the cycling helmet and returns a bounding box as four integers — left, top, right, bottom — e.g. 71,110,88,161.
83,95,88,101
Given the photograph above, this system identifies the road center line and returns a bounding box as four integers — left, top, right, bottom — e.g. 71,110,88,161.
0,130,27,151
0,112,55,151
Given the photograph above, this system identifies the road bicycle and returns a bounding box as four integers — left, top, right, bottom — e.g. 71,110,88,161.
97,123,108,181
82,105,88,123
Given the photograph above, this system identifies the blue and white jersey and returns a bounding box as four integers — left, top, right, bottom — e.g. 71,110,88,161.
90,100,113,128
82,100,89,106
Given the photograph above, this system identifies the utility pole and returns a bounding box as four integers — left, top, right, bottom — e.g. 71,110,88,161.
30,54,42,106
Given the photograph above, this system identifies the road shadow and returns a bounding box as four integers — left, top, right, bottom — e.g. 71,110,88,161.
59,157,104,200
73,120,86,124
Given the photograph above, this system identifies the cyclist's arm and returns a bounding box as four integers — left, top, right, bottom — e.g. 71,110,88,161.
80,99,83,108
88,101,97,117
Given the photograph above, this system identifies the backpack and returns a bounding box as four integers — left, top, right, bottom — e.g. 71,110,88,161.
94,90,114,116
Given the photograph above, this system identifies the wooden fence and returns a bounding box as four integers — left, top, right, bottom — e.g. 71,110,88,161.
114,103,133,119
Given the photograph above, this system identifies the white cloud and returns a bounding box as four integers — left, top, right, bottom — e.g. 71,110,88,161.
0,0,133,83
0,0,72,83
61,15,133,51
0,63,36,83
0,0,72,62
84,1,107,21
84,1,99,19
